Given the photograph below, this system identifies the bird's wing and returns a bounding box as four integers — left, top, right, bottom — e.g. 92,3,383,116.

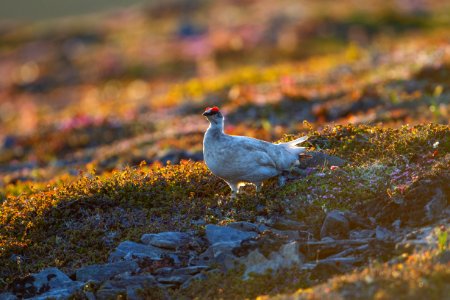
221,135,278,167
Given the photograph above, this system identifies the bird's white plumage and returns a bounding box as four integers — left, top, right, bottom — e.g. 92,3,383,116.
202,108,308,197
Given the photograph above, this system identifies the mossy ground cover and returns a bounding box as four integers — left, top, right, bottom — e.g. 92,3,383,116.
1,124,448,295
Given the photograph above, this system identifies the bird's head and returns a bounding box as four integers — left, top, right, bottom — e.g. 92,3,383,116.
202,106,223,125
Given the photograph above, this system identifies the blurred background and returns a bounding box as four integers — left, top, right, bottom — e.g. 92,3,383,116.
0,0,449,183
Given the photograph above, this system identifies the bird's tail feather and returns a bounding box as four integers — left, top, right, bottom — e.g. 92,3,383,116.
283,136,308,147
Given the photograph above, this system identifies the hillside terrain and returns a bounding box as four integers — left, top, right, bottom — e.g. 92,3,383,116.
0,1,449,299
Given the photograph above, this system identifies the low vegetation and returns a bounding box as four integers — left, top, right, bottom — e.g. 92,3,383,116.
1,124,448,296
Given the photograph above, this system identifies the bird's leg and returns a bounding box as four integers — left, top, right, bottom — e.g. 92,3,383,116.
278,170,289,187
227,182,239,199
255,182,263,193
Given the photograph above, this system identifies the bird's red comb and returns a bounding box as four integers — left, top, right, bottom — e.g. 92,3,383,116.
205,106,220,112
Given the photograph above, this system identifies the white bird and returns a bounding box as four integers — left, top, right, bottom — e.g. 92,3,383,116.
202,106,308,198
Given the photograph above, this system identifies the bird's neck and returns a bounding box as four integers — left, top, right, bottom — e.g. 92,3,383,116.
208,119,224,133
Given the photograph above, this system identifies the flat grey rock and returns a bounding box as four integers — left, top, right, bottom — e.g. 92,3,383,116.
9,267,75,299
320,210,350,239
205,224,257,245
141,231,191,250
109,241,165,262
269,228,301,241
349,229,375,240
227,221,261,232
198,241,238,261
240,241,304,279
155,265,209,276
105,273,157,288
95,274,157,300
172,265,209,276
425,188,446,222
264,217,307,231
299,238,372,261
76,261,138,282
153,267,173,276
375,226,394,241
392,220,402,231
197,241,241,270
29,282,84,300
344,211,372,229
157,275,191,284
0,293,17,300
32,268,73,291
